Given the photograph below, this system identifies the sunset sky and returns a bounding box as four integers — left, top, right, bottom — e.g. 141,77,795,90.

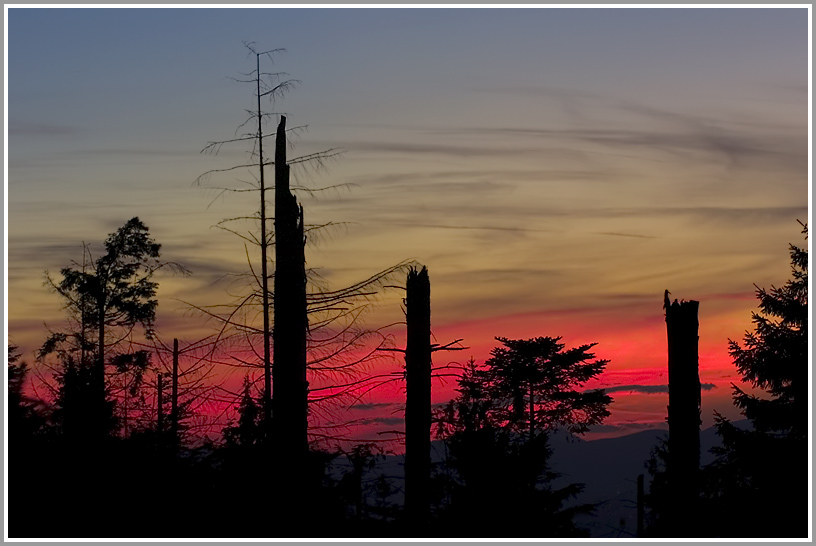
6,7,810,445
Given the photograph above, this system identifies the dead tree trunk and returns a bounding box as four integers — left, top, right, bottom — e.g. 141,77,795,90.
157,373,164,435
95,296,107,441
664,292,701,535
171,338,179,453
405,266,432,528
272,115,309,498
256,52,273,435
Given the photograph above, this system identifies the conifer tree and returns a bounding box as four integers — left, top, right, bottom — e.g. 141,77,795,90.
701,223,808,537
41,218,186,439
432,337,611,536
477,336,612,439
223,376,262,448
8,345,45,444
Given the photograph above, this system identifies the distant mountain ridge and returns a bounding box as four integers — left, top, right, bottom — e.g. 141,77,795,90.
548,419,751,537
327,420,752,538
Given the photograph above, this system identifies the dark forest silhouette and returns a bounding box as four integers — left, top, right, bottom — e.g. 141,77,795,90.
6,49,809,539
643,223,808,538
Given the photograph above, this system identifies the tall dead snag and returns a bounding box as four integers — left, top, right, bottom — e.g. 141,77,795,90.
194,46,413,460
663,291,701,534
157,373,164,436
405,266,432,528
272,115,309,479
171,337,179,453
256,51,274,434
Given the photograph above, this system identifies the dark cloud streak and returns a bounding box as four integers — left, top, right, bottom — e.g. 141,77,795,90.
349,402,395,411
360,417,404,426
598,383,717,394
370,222,558,234
590,231,656,239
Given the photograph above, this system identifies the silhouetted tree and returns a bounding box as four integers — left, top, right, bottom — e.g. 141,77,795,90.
664,293,701,535
41,218,186,438
188,45,419,534
272,114,309,491
700,224,808,537
52,355,118,442
725,225,807,440
193,45,410,445
337,443,384,522
196,45,327,434
433,338,611,536
472,336,612,439
432,354,601,537
8,345,46,445
136,334,221,451
9,345,31,439
637,473,645,537
643,435,669,535
223,376,263,449
404,266,432,527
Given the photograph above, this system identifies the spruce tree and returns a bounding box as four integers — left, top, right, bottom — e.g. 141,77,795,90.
702,224,808,537
432,336,612,537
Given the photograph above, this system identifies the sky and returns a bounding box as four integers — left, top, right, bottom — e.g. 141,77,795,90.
5,7,811,446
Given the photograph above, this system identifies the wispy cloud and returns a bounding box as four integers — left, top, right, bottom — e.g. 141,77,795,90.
372,222,558,234
431,268,564,288
68,148,197,158
599,383,716,395
354,168,618,187
433,85,806,174
9,121,78,136
342,140,544,159
465,126,805,170
333,137,665,165
352,204,806,237
588,421,669,433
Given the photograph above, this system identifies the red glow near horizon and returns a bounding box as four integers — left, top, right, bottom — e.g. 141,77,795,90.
18,296,755,451
424,304,747,439
289,299,751,449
